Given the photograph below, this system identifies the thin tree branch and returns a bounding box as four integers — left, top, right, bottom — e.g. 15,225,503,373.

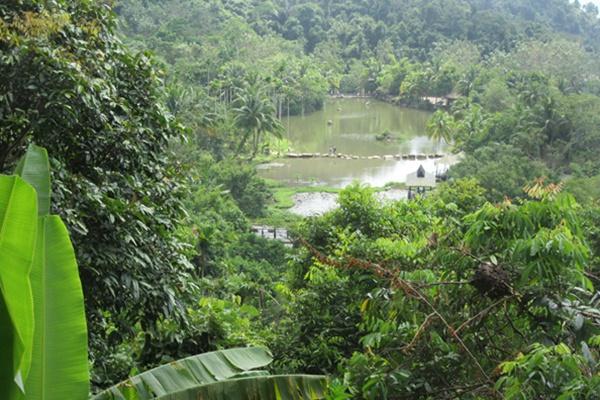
298,237,497,388
402,312,437,353
417,280,472,288
503,307,527,340
455,296,514,335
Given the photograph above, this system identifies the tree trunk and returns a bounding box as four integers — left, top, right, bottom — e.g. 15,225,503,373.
236,130,252,156
287,97,291,139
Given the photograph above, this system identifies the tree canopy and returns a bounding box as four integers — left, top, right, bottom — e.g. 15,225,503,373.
0,0,193,386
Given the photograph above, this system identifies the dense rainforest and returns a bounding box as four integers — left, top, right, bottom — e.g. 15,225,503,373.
1,0,600,399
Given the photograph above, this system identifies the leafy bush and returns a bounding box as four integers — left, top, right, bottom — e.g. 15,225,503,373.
450,144,550,201
497,341,600,399
202,160,271,218
275,183,599,398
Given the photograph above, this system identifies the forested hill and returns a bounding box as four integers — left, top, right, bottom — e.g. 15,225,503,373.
117,0,600,60
115,0,600,126
110,0,600,204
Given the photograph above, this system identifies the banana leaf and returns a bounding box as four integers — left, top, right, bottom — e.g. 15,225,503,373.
14,145,51,216
24,216,89,400
15,145,89,399
0,176,37,398
93,347,274,400
157,375,328,400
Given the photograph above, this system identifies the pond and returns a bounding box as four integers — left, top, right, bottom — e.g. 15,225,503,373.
258,98,451,188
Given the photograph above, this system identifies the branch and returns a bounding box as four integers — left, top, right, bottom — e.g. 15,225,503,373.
449,245,487,264
504,307,527,340
402,313,437,354
298,238,496,386
455,296,514,335
416,280,472,288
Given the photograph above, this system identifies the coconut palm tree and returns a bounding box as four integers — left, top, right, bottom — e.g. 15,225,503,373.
233,84,283,158
456,66,479,98
426,110,455,151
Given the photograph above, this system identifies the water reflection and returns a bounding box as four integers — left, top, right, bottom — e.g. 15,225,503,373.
260,158,450,188
261,98,450,187
280,98,439,157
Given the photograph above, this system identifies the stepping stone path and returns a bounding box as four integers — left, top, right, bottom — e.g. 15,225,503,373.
284,152,444,160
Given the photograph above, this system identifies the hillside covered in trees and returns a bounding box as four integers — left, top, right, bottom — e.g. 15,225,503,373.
116,0,600,187
1,0,600,399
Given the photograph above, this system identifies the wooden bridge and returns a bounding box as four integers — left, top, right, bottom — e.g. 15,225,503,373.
251,225,293,246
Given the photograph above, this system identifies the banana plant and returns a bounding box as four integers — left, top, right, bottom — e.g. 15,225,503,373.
19,145,89,400
0,145,89,400
93,347,327,400
0,174,37,399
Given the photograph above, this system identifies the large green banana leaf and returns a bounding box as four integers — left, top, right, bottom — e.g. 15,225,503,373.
157,375,328,400
14,145,90,400
0,176,37,398
93,347,274,399
14,145,51,216
24,216,89,400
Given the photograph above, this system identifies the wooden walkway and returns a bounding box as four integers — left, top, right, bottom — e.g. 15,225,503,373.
251,225,293,246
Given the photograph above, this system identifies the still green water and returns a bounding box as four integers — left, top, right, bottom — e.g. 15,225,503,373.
281,97,435,155
259,98,450,188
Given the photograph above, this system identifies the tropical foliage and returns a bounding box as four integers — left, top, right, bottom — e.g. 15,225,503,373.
2,0,600,399
233,84,284,157
0,175,37,399
273,182,600,398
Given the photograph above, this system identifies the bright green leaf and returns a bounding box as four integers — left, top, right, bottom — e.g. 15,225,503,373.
0,175,37,398
15,145,51,216
156,375,328,400
25,216,89,400
94,347,275,399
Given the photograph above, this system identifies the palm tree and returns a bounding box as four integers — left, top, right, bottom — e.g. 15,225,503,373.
456,66,479,99
233,84,283,158
426,110,455,151
164,82,193,117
